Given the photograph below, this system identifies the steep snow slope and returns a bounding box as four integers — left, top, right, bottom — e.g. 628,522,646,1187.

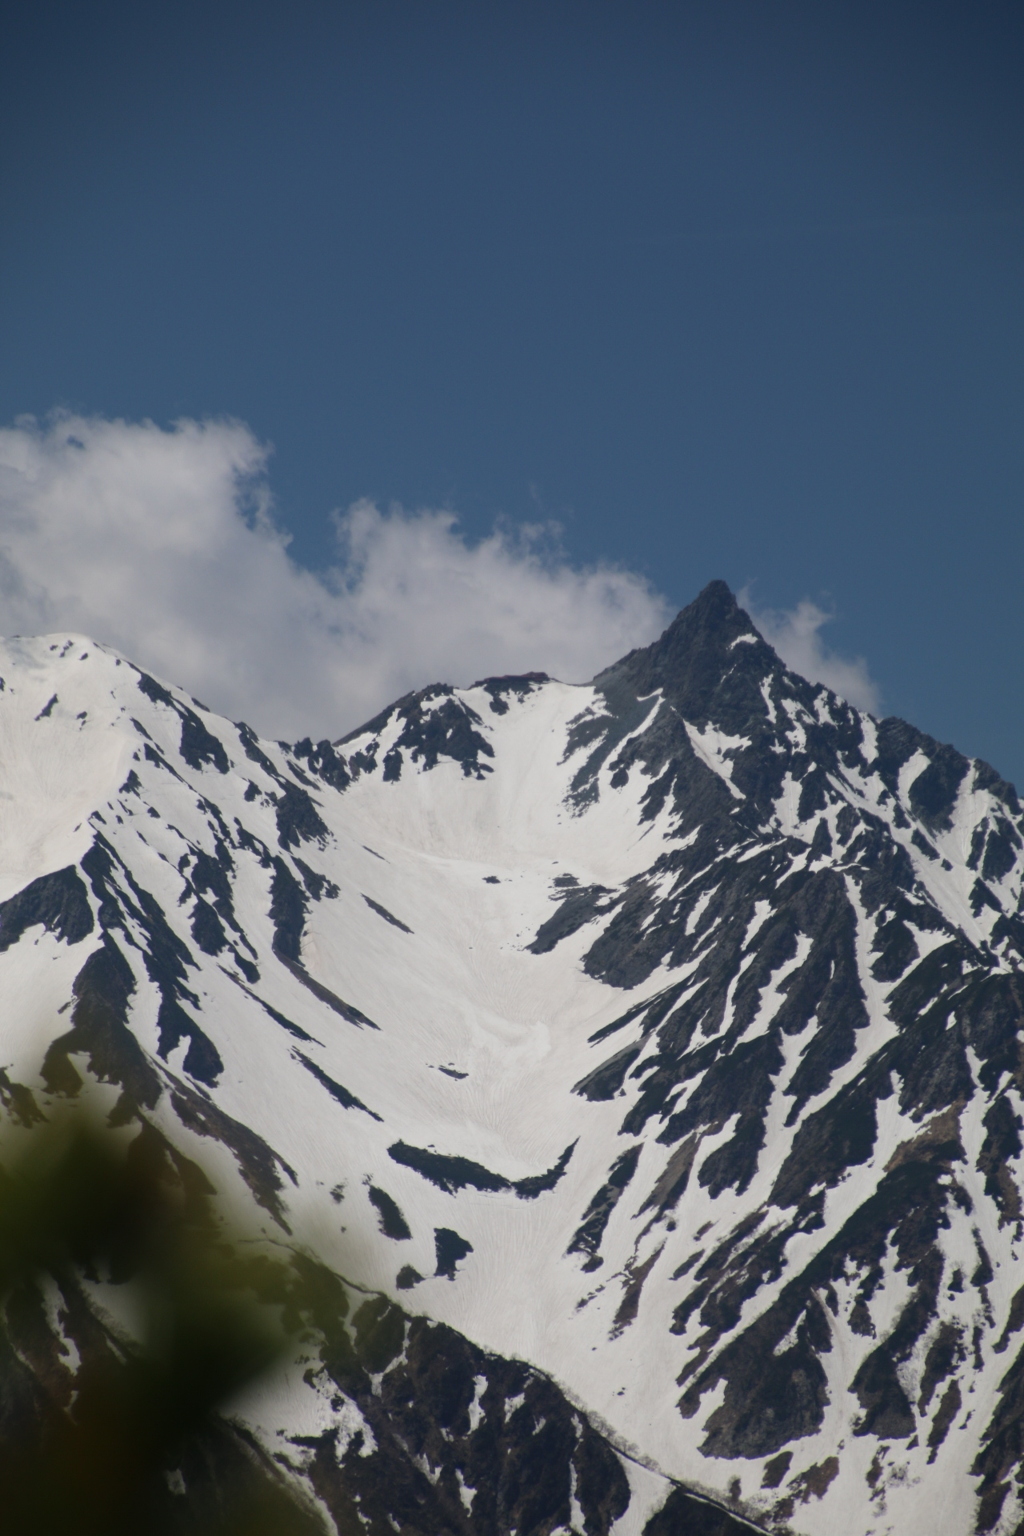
2,585,1024,1536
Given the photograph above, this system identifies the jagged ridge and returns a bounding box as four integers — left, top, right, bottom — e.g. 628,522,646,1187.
0,589,1021,1535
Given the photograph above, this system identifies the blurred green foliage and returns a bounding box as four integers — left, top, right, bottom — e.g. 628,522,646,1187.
0,1108,327,1536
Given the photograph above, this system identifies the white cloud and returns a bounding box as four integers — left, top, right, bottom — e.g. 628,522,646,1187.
740,589,880,713
0,414,671,739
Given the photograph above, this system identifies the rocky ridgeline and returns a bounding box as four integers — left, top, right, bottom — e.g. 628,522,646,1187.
0,586,1022,1534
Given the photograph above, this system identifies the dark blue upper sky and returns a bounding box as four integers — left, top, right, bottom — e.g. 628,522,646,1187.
2,2,1023,776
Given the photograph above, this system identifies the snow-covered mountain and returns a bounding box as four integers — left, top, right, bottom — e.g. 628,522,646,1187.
2,580,1024,1536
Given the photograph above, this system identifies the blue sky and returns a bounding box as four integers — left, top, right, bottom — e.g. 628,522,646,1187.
1,3,1022,771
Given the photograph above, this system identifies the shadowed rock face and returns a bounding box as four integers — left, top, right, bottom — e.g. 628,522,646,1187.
2,590,1024,1533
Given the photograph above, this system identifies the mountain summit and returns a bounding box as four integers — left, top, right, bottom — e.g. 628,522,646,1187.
0,584,1022,1535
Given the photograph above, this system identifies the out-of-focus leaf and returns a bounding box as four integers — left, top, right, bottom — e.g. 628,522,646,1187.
0,1108,326,1536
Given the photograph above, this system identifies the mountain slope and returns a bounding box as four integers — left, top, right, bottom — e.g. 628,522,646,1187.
0,584,1023,1535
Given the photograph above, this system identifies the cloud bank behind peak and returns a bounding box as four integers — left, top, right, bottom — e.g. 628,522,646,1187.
742,589,880,715
0,415,672,739
0,414,879,739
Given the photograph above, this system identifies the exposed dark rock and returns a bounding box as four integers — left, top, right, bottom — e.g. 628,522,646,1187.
169,1084,296,1229
760,1452,791,1489
276,951,379,1030
928,1379,962,1460
568,1146,642,1266
0,866,94,951
226,976,318,1044
982,819,1021,883
908,745,969,833
471,673,549,715
293,1051,381,1120
0,1069,42,1129
41,935,161,1110
919,1321,965,1412
367,1185,412,1240
340,686,496,780
528,884,619,955
289,737,351,792
189,896,227,956
852,1345,915,1439
513,1141,577,1200
293,858,339,902
269,856,307,962
388,1142,514,1195
434,1228,473,1279
573,1041,642,1101
79,835,224,1087
290,1299,635,1536
642,1486,763,1535
177,707,230,774
388,1141,575,1201
136,670,175,709
156,995,224,1085
236,720,281,780
977,1092,1023,1224
274,782,329,850
363,894,413,933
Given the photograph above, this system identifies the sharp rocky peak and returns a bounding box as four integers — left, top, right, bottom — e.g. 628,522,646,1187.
594,578,777,725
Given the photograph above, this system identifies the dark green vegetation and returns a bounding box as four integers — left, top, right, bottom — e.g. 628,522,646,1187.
0,1110,320,1536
